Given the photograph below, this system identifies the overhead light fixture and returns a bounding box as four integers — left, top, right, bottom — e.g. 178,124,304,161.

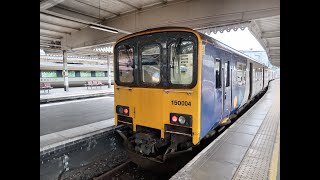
89,25,118,34
93,46,113,53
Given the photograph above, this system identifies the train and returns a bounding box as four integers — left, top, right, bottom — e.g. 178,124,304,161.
113,27,278,168
40,62,114,88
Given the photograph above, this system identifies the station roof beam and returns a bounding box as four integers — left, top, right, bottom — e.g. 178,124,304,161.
40,0,65,10
40,10,130,34
249,15,280,67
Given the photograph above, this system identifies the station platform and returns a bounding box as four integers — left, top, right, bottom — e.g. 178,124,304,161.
40,85,116,153
40,85,114,103
171,79,280,180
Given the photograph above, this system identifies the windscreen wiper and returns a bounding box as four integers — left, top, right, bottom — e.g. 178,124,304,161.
124,45,134,68
171,38,182,78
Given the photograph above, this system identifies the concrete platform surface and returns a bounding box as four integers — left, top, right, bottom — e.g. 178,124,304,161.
40,85,114,103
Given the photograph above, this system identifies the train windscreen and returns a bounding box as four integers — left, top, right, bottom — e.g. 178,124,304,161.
114,31,198,88
117,45,134,83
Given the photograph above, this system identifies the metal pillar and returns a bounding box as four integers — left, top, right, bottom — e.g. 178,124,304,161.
63,50,69,91
107,54,111,88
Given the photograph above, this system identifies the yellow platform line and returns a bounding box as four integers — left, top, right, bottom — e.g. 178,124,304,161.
269,124,280,180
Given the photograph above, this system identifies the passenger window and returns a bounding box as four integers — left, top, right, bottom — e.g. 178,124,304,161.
68,71,76,77
215,59,221,88
41,70,57,78
141,44,161,84
118,45,134,83
80,71,91,77
242,65,246,84
236,62,246,85
225,61,230,87
169,41,194,84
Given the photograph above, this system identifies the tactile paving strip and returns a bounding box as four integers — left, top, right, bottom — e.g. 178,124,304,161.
233,80,280,180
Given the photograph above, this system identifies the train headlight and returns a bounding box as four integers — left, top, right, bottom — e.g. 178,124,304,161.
118,107,123,114
178,116,186,124
170,113,192,127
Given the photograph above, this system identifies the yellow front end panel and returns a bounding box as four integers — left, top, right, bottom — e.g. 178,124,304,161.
114,84,201,145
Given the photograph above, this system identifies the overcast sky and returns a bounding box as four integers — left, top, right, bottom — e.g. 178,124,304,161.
209,28,264,51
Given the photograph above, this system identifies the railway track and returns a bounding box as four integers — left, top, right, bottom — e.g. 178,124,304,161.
93,159,173,180
93,160,132,180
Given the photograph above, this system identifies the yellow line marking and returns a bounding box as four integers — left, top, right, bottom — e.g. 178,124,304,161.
269,124,280,180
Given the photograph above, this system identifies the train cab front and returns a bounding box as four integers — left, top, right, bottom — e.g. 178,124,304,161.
113,28,202,167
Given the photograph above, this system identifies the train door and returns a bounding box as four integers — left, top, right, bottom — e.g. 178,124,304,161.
248,62,253,99
222,60,231,117
215,58,223,120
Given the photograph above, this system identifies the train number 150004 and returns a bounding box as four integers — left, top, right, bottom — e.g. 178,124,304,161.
171,100,191,106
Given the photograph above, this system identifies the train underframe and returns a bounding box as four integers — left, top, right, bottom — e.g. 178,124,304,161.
116,125,195,172
118,126,192,156
116,116,233,171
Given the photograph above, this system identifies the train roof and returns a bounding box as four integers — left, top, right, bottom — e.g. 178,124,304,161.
116,27,195,44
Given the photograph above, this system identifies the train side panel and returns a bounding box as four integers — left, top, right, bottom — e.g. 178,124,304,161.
200,42,223,138
200,42,253,139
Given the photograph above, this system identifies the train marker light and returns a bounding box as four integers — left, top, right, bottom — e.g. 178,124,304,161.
116,105,129,116
170,113,192,127
172,115,178,122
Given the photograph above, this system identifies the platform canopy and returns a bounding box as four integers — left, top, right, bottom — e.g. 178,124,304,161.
40,0,280,67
